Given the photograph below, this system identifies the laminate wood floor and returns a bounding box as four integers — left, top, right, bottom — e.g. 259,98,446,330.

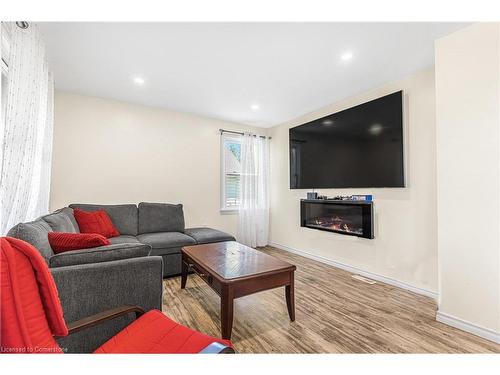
162,246,500,353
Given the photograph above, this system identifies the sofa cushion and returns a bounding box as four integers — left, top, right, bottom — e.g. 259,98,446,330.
49,243,151,268
74,209,120,238
48,232,111,254
6,220,54,260
43,208,80,233
184,228,235,245
138,202,185,234
69,204,138,236
137,232,195,250
109,235,141,245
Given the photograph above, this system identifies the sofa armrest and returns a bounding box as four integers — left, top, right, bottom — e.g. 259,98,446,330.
51,256,163,353
49,243,151,268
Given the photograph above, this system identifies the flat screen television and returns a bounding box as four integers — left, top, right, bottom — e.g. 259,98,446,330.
289,91,404,189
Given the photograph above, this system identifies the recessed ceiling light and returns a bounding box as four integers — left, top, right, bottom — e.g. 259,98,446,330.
322,119,334,126
250,104,260,111
133,77,145,85
340,51,354,61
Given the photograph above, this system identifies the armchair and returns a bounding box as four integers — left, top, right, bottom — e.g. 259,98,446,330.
1,237,234,354
52,255,163,352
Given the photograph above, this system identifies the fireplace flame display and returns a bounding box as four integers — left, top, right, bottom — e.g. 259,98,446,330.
307,215,363,235
301,200,374,239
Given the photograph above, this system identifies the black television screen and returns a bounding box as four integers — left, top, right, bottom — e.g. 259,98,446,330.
289,91,404,189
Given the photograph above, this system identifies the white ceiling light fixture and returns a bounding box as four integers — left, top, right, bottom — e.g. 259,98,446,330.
322,119,334,126
133,76,145,85
250,104,260,111
340,51,354,62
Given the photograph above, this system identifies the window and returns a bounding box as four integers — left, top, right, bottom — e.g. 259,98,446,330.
221,133,242,211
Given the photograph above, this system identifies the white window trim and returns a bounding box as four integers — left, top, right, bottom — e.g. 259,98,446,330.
220,133,242,213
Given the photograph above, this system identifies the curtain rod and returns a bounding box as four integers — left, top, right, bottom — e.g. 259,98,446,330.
219,129,271,139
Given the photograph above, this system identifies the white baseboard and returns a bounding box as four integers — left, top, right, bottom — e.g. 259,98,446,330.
269,241,438,300
436,311,500,344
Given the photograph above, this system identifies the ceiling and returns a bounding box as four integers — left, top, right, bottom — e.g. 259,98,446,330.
39,22,467,128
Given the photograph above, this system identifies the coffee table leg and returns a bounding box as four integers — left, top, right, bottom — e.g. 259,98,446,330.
221,287,234,340
285,271,295,321
181,257,188,289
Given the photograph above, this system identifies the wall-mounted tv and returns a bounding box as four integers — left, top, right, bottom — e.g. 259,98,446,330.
289,91,404,189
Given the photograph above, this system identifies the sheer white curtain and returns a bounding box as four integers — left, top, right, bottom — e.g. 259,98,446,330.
0,22,53,234
237,133,270,247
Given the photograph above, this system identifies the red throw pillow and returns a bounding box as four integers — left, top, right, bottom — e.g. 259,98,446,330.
73,209,120,238
48,232,111,254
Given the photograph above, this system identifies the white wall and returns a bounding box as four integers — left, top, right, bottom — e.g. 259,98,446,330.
268,67,438,294
50,91,262,236
435,23,500,340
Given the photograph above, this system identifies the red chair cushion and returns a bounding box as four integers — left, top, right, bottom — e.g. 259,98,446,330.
1,237,68,353
94,310,232,354
73,209,120,238
48,232,111,254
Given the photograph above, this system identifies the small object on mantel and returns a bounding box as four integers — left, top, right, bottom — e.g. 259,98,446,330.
351,194,373,201
305,194,374,201
351,274,377,284
306,192,318,200
332,195,351,200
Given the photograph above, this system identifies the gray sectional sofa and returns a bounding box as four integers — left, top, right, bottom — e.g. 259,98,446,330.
69,202,236,276
7,202,235,277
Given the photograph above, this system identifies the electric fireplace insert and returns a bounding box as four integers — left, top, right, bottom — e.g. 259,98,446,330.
300,199,374,239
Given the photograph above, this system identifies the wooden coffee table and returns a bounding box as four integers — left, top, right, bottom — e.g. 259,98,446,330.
181,241,296,339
